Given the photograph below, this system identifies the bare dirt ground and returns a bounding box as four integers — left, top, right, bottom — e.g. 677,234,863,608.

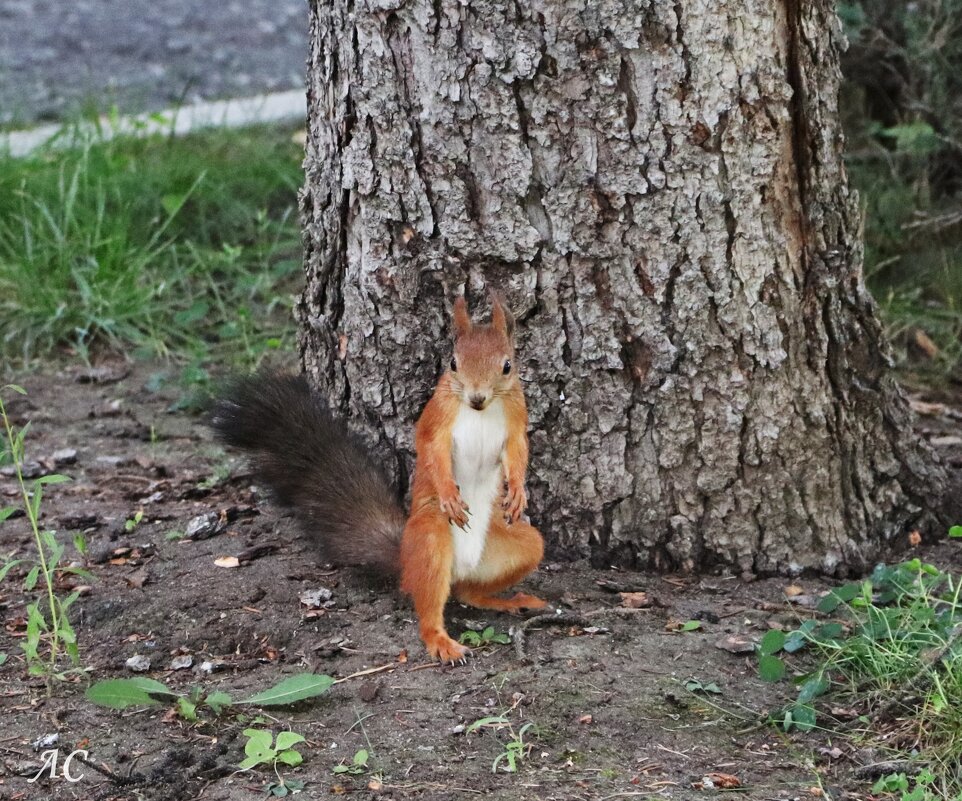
1,362,960,801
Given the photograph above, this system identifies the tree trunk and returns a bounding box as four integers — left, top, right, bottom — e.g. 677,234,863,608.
298,0,946,576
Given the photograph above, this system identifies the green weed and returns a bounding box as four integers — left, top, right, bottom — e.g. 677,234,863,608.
759,539,962,796
466,715,537,773
0,385,87,687
240,728,306,771
332,749,369,776
459,625,512,648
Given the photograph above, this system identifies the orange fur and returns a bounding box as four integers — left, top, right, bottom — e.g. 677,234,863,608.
398,297,546,662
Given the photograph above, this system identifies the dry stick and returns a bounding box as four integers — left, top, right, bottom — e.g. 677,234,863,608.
332,662,397,684
512,612,592,660
72,753,145,787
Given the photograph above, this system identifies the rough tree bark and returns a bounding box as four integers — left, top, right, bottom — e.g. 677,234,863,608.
298,0,946,576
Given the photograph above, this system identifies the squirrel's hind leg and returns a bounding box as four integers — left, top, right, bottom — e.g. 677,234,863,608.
399,506,469,663
453,519,546,613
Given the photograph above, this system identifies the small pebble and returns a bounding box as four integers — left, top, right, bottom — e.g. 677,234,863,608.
125,654,151,672
51,448,78,465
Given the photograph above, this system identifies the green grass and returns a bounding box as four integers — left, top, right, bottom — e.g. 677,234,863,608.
0,119,303,372
759,542,962,799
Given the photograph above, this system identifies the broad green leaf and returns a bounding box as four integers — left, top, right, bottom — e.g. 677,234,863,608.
177,697,198,721
789,703,816,732
239,673,334,707
759,629,786,656
797,674,829,704
0,506,18,523
239,755,268,771
3,384,27,395
680,620,702,632
353,749,368,767
243,728,274,754
815,622,844,640
275,731,306,750
758,655,786,682
277,750,303,767
949,526,962,539
816,582,860,613
240,728,275,769
204,691,233,714
86,678,176,709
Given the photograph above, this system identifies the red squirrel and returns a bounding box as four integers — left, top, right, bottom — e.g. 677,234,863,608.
212,296,546,662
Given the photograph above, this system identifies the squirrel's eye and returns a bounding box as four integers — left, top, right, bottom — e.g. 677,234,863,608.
502,360,511,375
450,358,457,373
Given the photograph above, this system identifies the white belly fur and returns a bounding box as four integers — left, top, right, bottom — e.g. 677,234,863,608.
449,400,506,580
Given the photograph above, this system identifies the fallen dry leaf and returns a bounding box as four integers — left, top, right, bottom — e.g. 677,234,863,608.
578,714,593,724
694,772,741,790
619,591,650,608
214,556,240,569
715,635,755,655
784,584,803,597
397,649,408,663
125,569,149,589
908,529,922,547
912,328,939,359
707,773,740,789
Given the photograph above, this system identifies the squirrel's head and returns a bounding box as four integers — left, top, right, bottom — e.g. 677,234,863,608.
447,296,516,411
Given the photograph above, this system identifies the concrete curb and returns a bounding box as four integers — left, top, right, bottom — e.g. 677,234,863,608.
2,89,306,158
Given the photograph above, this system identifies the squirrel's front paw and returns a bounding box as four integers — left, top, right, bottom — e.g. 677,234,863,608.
503,480,527,523
439,483,470,529
425,633,470,664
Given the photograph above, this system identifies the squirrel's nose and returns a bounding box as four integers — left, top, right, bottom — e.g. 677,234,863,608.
469,394,487,410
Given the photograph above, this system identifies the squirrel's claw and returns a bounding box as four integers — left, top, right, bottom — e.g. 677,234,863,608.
440,487,470,529
502,482,527,524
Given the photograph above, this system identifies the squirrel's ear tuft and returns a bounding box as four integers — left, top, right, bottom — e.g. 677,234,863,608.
491,297,515,339
452,296,471,339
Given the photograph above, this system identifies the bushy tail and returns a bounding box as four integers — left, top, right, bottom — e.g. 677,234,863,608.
210,372,405,575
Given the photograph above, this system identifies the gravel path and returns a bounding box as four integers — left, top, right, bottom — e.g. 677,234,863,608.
0,0,308,126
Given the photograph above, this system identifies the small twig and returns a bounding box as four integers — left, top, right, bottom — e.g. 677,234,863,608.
72,753,146,787
512,612,591,660
333,662,397,684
